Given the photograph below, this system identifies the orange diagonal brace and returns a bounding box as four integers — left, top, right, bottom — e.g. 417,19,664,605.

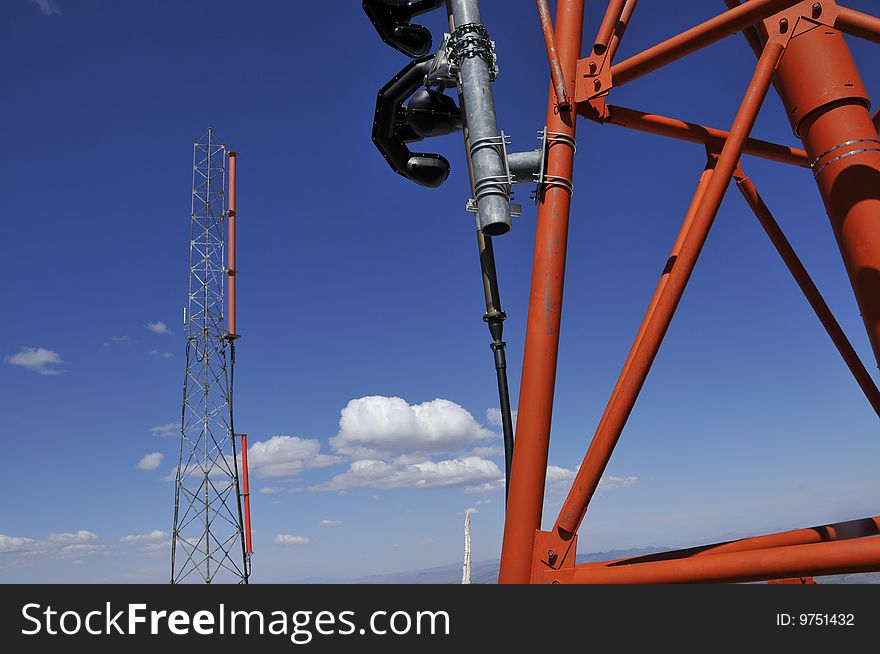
572,535,880,583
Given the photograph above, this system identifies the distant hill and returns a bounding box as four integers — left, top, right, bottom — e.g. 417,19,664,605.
351,547,671,584
300,546,880,584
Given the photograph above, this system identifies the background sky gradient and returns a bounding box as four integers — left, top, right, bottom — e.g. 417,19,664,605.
2,0,879,582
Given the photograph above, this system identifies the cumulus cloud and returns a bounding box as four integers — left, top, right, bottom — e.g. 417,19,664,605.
137,452,164,471
120,530,168,544
307,456,502,492
464,481,504,494
545,465,638,493
110,335,134,346
0,530,103,565
146,321,173,335
29,0,62,16
331,396,492,458
147,350,174,359
319,520,341,527
247,436,340,479
0,534,35,553
5,347,64,375
461,466,638,495
468,445,504,458
275,534,309,545
486,408,517,427
150,423,177,438
258,487,285,495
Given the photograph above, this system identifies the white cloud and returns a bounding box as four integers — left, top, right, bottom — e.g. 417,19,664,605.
475,499,491,506
146,321,173,335
247,435,340,479
120,530,167,544
144,540,172,552
545,465,638,493
600,475,639,491
468,445,504,457
307,456,502,492
464,480,504,494
0,530,104,565
5,347,64,375
29,0,62,16
150,423,177,438
331,396,492,458
486,408,517,427
275,534,309,545
47,531,97,544
0,534,35,553
319,520,341,527
137,452,164,471
258,486,285,495
110,335,134,346
461,466,638,496
146,350,174,359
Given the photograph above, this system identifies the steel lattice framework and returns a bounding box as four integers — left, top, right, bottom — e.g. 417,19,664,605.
171,129,249,584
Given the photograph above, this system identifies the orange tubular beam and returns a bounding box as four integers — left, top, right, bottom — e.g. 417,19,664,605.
227,151,238,337
873,108,879,133
835,5,880,44
772,24,880,368
605,0,638,64
537,0,570,109
577,515,880,570
498,0,584,585
603,105,809,166
241,433,253,555
734,173,880,419
554,41,785,540
609,0,799,86
594,0,628,55
571,536,880,584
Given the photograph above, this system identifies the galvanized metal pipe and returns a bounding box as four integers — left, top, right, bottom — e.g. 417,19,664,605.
507,149,542,183
554,41,785,538
449,7,517,502
449,0,511,236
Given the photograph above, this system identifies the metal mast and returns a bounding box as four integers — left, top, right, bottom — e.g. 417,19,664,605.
171,128,249,584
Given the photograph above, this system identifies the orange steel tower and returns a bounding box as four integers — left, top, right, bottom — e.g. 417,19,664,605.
363,0,880,584
499,0,880,584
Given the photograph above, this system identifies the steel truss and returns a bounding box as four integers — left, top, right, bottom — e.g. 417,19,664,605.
171,129,249,584
500,0,880,583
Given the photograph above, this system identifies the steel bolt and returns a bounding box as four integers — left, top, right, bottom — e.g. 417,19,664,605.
589,61,597,74
779,17,789,33
594,79,602,91
548,549,558,565
812,3,822,19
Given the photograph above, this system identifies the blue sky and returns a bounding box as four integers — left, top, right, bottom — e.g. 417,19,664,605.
2,0,879,582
